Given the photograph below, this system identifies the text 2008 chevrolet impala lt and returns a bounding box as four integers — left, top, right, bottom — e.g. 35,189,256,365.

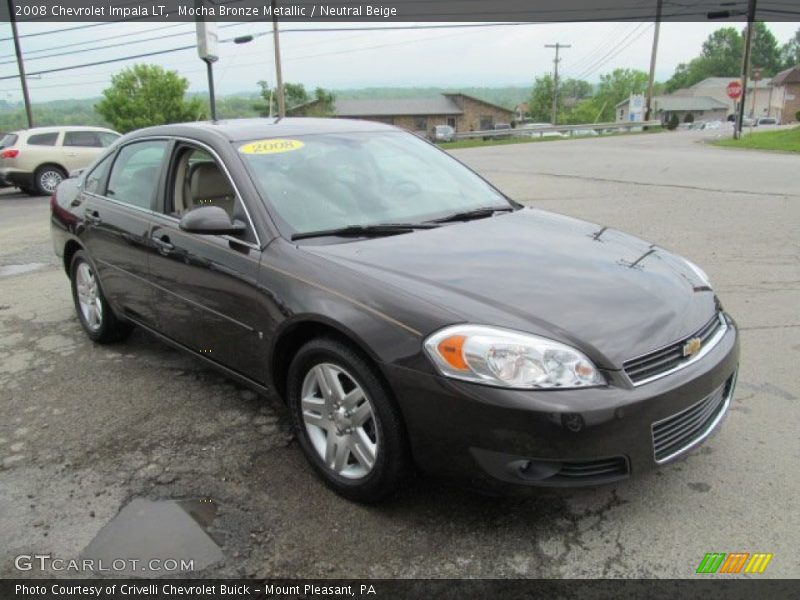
51,119,739,502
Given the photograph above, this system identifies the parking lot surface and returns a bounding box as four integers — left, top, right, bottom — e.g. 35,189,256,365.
1,130,798,578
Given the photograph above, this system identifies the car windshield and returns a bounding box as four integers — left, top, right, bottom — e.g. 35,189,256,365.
239,131,509,237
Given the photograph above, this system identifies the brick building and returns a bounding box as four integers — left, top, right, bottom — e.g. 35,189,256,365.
770,66,800,123
316,93,513,136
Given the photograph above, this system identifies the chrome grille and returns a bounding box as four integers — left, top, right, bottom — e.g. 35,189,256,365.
651,375,734,463
623,313,725,385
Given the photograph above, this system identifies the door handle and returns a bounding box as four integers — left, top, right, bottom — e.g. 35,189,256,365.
84,208,102,225
153,235,174,254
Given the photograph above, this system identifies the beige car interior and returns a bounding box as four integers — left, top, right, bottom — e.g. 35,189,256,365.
172,150,237,217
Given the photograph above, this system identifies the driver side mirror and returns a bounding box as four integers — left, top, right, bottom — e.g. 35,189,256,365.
179,205,246,236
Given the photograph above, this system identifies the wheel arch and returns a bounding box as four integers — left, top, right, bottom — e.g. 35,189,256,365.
269,315,388,404
35,161,69,177
63,238,84,275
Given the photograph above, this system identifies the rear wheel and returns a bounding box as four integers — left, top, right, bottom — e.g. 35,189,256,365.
34,165,66,196
287,337,410,503
70,250,132,343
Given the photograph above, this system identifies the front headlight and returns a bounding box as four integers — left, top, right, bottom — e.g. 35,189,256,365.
424,325,605,389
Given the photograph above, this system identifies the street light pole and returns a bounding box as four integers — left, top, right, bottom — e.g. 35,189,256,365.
7,0,33,128
272,0,286,118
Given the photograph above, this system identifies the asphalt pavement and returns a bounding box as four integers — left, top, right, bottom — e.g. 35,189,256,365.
1,129,798,579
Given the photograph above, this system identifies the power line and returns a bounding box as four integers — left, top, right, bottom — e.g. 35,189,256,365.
0,45,196,81
568,23,652,81
0,22,544,81
0,23,189,60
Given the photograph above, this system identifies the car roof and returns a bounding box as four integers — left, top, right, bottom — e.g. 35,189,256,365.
127,117,399,144
13,125,118,135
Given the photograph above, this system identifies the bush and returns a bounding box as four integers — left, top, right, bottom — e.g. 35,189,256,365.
667,113,680,130
683,113,695,123
796,110,800,122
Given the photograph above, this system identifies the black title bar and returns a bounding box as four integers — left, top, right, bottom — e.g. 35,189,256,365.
0,0,798,23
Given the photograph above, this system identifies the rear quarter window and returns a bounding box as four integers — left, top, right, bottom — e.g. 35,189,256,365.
0,133,18,148
26,132,59,146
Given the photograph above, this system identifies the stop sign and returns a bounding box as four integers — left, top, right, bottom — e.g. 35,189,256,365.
727,81,743,100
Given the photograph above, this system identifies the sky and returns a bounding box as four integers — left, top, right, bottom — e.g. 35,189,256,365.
0,20,798,103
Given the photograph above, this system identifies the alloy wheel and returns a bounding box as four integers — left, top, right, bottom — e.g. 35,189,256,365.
300,363,378,479
75,261,103,331
39,170,63,194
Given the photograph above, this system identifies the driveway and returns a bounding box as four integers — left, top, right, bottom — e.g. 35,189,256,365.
1,130,798,579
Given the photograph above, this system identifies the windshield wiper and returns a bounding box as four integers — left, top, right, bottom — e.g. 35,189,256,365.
291,223,438,241
430,206,515,224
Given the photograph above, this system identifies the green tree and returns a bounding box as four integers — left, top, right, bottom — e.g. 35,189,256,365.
528,74,557,122
593,68,649,122
559,78,593,101
780,27,800,70
665,23,782,91
256,81,335,116
563,98,602,124
95,64,205,133
665,27,743,92
750,22,782,76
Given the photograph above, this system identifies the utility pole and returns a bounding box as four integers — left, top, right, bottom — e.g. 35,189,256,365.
545,43,570,125
736,0,757,139
7,0,33,128
645,0,663,122
272,0,286,118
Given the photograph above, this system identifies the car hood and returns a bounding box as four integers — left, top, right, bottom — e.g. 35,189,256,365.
303,209,717,369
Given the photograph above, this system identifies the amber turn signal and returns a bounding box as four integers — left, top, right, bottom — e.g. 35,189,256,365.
437,335,469,371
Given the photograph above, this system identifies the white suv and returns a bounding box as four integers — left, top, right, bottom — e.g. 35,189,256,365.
0,126,120,195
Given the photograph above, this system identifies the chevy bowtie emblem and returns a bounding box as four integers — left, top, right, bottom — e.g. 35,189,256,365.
683,337,702,357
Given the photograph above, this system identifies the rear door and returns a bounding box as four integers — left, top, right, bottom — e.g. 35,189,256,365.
80,139,170,327
61,130,108,172
147,142,267,381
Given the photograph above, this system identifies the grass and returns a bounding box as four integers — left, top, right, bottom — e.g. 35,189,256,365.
712,126,800,153
439,127,663,150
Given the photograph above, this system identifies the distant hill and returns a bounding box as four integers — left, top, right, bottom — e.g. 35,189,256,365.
0,86,530,131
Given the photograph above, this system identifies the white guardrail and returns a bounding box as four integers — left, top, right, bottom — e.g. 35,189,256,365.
453,120,663,140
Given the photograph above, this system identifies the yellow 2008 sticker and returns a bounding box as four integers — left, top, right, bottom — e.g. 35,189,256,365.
239,139,304,154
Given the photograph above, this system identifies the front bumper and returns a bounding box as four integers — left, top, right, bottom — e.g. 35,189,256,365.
385,314,739,491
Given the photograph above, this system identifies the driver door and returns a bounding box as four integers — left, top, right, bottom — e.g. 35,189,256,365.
147,143,267,382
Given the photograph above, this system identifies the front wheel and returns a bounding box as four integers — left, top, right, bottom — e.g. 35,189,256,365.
287,337,410,503
70,250,132,343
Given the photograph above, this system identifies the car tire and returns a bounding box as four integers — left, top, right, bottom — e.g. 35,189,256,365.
70,250,132,344
287,337,410,503
34,165,67,196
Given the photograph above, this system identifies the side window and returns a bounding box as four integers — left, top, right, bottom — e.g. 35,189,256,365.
106,141,168,210
167,146,255,243
64,131,103,147
98,132,121,147
169,147,235,218
84,154,114,194
27,132,59,146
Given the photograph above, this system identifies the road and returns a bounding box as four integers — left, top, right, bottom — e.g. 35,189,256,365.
1,130,798,579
